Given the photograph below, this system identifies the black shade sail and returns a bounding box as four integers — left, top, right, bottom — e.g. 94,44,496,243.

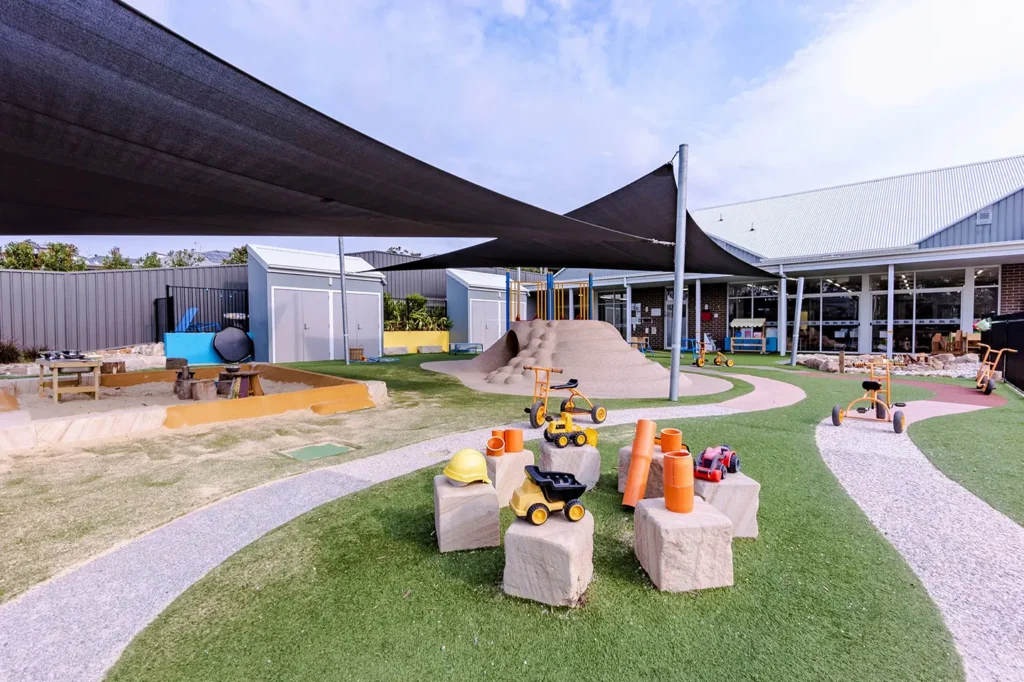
381,166,773,277
0,0,637,241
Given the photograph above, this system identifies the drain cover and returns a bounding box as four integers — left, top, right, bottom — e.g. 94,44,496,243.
282,443,352,462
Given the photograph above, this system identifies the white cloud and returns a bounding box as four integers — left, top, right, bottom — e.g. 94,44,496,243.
692,0,1024,206
501,0,529,18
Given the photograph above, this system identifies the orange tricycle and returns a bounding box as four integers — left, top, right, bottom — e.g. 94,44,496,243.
523,365,607,428
831,360,906,434
975,343,1017,395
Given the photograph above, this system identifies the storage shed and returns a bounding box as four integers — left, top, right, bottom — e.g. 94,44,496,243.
446,269,527,350
247,244,385,362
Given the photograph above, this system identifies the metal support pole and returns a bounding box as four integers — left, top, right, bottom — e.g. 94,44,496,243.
669,143,688,401
694,279,702,345
778,266,787,355
588,273,594,320
337,236,350,365
886,263,895,358
569,287,575,320
505,272,511,332
546,273,554,320
625,279,632,342
789,277,804,366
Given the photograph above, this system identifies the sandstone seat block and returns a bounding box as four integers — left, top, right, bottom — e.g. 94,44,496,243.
433,475,500,553
383,346,408,356
694,472,760,538
418,345,444,354
618,444,666,497
487,449,535,507
503,512,594,606
634,498,733,592
540,441,600,490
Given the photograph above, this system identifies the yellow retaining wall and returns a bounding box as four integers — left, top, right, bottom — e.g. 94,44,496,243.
383,331,449,353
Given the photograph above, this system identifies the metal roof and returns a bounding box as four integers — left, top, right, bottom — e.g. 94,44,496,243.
446,268,508,291
247,244,384,280
692,155,1024,259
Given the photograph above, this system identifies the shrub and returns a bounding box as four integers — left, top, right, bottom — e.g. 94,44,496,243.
20,346,49,362
0,339,22,364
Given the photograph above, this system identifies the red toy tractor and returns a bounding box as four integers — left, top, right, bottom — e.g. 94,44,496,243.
694,445,740,483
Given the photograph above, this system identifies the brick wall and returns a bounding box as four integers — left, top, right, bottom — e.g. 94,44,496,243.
688,283,728,347
1001,263,1024,314
630,287,666,348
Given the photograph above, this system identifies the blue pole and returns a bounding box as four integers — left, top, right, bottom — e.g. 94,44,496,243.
505,272,511,332
546,273,554,320
588,273,594,320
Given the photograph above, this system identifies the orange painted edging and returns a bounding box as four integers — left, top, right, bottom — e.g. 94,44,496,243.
164,383,374,428
100,364,357,388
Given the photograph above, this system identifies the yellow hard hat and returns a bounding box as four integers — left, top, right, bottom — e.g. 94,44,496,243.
443,449,491,484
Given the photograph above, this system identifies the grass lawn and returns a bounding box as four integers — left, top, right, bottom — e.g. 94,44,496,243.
647,349,802,370
0,354,749,604
107,372,963,682
910,386,1024,525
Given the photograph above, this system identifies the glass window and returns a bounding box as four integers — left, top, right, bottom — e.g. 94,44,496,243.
822,296,858,321
598,292,626,337
728,283,753,297
753,297,778,322
974,267,999,287
915,291,960,322
821,276,862,293
873,292,913,321
974,287,998,319
915,324,960,353
869,274,888,291
822,325,858,352
788,296,820,321
750,282,779,297
729,298,752,320
915,269,965,289
801,278,821,294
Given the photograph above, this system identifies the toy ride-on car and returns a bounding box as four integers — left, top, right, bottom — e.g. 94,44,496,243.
831,360,906,433
542,412,589,448
511,465,587,525
524,365,607,428
694,445,740,482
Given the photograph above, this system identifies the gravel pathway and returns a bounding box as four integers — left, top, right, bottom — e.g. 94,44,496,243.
0,372,803,682
816,401,1024,682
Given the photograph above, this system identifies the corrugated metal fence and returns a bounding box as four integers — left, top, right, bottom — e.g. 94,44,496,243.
0,265,247,351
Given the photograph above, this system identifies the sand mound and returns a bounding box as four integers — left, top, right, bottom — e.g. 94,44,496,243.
468,319,683,390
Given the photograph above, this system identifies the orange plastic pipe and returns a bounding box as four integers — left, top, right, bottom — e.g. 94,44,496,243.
663,450,695,513
622,419,656,508
657,428,682,453
503,428,524,453
486,436,505,457
491,429,505,439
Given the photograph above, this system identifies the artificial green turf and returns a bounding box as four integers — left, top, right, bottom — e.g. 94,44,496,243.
910,387,1024,525
106,373,962,682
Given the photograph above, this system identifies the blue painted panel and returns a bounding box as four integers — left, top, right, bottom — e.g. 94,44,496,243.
164,332,253,364
919,187,1024,249
725,337,777,352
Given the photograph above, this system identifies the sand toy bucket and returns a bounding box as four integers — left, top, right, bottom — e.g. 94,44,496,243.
663,450,694,513
503,428,524,453
486,436,505,457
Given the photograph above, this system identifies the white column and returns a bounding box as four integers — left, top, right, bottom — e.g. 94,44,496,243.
569,288,575,321
961,266,974,333
886,264,895,358
625,282,632,341
778,266,787,355
694,280,702,342
858,273,872,354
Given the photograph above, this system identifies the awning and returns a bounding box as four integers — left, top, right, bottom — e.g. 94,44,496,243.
0,0,635,243
380,167,773,277
730,318,767,328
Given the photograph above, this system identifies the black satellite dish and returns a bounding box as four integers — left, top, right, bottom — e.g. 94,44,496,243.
213,327,254,364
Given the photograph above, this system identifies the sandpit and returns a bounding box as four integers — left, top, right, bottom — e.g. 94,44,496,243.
422,320,731,399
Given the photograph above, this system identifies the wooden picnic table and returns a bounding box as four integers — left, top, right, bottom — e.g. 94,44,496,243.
37,359,102,404
218,369,265,399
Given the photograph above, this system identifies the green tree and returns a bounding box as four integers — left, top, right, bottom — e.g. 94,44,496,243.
0,241,39,270
386,246,422,258
100,247,133,270
221,246,248,264
137,252,163,268
167,248,206,267
38,242,86,271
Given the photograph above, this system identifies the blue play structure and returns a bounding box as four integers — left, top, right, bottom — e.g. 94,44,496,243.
174,307,221,333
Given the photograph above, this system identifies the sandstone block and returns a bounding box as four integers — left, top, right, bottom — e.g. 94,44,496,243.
487,449,535,507
634,497,733,592
417,345,444,354
503,512,594,606
618,444,666,497
540,441,601,490
383,346,408,356
694,472,760,538
433,475,500,553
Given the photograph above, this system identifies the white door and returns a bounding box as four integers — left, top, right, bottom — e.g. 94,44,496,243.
273,288,330,362
301,291,330,361
471,299,503,350
333,292,381,359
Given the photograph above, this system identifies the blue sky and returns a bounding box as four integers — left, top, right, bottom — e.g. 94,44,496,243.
13,0,1024,258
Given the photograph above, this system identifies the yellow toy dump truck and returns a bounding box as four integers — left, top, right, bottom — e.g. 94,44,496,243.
511,465,587,525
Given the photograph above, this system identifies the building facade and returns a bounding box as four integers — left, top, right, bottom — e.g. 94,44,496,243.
557,156,1024,354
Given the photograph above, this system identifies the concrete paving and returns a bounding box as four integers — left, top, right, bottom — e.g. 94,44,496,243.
817,401,1024,682
0,372,804,682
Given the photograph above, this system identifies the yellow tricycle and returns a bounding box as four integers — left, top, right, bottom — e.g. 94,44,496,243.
831,360,906,434
524,365,607,429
